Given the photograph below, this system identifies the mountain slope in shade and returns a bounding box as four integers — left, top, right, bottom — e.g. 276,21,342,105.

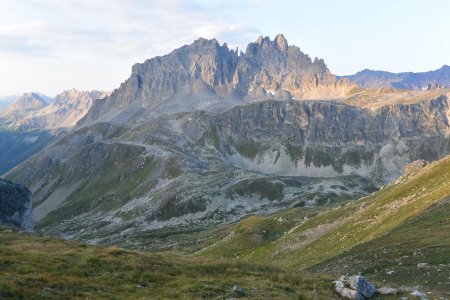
340,65,450,90
81,34,357,125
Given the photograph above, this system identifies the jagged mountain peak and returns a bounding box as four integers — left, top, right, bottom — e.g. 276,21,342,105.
80,34,357,125
253,33,288,52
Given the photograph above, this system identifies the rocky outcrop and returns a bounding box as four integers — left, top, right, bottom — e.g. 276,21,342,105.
0,178,34,231
340,65,450,90
80,34,357,125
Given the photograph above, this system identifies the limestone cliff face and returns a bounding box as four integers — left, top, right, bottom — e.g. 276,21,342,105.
187,95,450,183
81,35,356,124
0,178,34,231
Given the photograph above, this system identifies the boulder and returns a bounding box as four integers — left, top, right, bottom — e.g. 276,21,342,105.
335,275,377,299
378,287,397,295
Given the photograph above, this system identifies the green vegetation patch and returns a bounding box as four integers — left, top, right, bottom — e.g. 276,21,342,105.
234,140,269,160
226,178,284,201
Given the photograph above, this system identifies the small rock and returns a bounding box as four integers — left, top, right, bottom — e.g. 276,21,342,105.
386,270,395,275
411,289,428,299
378,287,397,295
417,263,430,268
232,285,246,296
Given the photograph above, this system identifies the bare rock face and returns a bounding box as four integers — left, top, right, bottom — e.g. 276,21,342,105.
0,178,34,231
81,34,357,125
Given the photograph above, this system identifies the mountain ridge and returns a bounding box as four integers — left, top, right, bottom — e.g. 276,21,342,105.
340,65,450,90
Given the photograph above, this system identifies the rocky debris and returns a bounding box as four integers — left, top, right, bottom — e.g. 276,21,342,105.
378,287,397,295
335,275,377,299
232,285,246,296
0,178,34,231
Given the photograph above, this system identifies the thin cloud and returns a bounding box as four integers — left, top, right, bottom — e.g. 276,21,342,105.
0,0,261,59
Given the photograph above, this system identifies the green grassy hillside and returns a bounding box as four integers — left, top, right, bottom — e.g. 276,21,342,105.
0,226,336,299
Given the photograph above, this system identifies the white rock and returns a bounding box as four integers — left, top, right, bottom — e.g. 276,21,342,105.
378,287,397,295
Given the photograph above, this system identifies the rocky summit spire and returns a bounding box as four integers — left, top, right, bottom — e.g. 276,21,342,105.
256,35,264,45
274,34,288,52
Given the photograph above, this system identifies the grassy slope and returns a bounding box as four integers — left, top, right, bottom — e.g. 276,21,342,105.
0,226,336,300
312,198,450,294
200,155,450,293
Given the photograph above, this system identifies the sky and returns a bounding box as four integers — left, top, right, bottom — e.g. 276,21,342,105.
0,0,449,97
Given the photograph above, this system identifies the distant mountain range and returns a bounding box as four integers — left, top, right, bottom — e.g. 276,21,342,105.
340,65,450,90
0,89,110,175
0,89,110,130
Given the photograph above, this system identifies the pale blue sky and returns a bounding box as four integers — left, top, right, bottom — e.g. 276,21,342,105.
0,0,449,96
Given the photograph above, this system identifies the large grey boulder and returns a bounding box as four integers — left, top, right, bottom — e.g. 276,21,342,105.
0,178,34,231
335,275,377,299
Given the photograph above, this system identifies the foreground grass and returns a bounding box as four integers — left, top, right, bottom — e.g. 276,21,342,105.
0,226,338,300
